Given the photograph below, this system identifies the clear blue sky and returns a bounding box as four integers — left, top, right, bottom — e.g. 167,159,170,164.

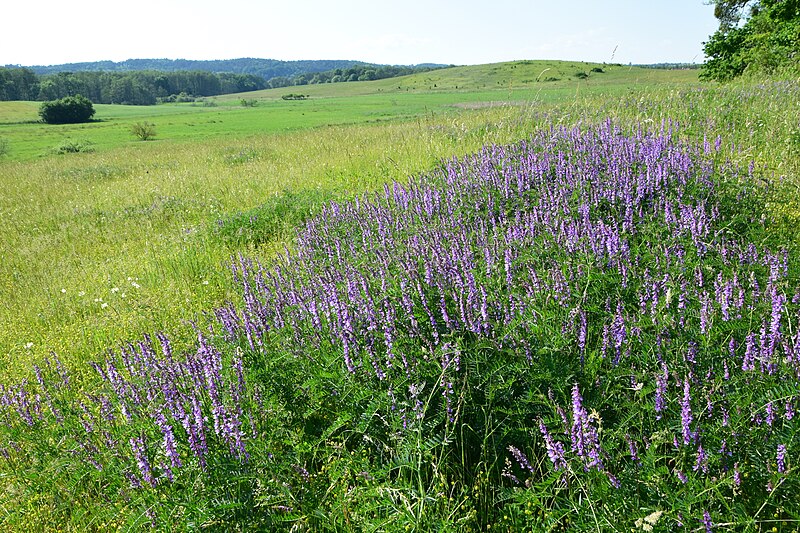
2,0,719,67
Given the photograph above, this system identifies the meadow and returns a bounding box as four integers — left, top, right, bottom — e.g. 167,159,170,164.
0,60,799,531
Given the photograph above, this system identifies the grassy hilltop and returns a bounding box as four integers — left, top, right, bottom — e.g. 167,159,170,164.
1,60,800,531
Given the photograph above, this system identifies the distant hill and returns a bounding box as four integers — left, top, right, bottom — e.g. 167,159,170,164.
22,58,448,81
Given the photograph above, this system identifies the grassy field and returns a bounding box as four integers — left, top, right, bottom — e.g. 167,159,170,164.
0,61,707,373
1,61,800,530
0,61,697,161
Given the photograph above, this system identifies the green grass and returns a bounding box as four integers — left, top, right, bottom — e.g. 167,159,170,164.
0,61,698,162
0,60,799,531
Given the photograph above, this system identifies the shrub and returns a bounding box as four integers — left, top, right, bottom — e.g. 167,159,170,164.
51,139,94,154
0,136,8,157
130,122,156,141
240,99,258,107
39,95,95,124
281,93,308,100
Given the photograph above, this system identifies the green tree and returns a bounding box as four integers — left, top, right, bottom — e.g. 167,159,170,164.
702,0,800,81
38,94,95,124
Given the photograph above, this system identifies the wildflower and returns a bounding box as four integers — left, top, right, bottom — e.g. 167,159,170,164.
508,445,535,474
681,378,693,445
703,510,713,533
694,444,708,474
570,383,604,471
777,444,787,474
538,420,567,471
130,435,156,487
634,510,663,532
625,434,641,465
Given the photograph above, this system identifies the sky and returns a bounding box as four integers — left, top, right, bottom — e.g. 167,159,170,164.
2,0,719,67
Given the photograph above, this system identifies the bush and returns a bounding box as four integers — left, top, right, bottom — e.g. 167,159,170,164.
0,136,8,157
130,122,156,141
51,139,94,154
38,95,95,124
240,98,258,107
281,93,308,100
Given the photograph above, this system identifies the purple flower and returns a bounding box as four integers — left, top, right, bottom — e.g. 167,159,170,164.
681,378,693,445
777,444,787,474
570,384,604,471
508,445,535,474
130,435,156,487
538,421,567,471
703,510,713,533
694,444,708,474
654,364,668,419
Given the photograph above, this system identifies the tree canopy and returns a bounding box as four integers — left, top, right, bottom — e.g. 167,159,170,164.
38,95,95,124
702,0,800,81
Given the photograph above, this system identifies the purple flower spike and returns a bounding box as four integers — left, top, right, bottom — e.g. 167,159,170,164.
777,444,787,474
130,435,157,487
538,420,567,471
681,378,693,445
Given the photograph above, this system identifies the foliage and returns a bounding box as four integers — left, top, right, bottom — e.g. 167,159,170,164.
130,122,156,141
702,0,800,81
0,63,448,104
281,93,308,100
2,65,800,530
0,137,8,157
211,188,334,247
51,139,95,154
38,95,95,124
0,67,39,101
3,121,800,530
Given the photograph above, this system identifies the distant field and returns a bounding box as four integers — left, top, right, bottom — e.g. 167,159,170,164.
0,61,698,161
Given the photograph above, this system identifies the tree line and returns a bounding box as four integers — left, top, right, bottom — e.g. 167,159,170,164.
0,64,446,104
0,69,267,105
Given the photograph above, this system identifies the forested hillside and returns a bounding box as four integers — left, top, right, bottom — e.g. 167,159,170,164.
0,60,448,104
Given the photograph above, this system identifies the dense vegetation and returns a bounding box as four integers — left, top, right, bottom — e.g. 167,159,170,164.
0,63,446,104
0,69,268,105
1,60,799,530
38,95,95,124
702,0,800,81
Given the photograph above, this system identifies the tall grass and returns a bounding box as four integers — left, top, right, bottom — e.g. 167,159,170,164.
0,75,799,530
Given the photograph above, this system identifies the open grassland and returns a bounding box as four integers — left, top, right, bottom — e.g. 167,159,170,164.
1,61,800,530
0,61,711,373
0,61,698,162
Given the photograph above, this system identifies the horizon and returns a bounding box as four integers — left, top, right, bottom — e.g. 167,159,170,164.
6,56,702,70
2,1,718,68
